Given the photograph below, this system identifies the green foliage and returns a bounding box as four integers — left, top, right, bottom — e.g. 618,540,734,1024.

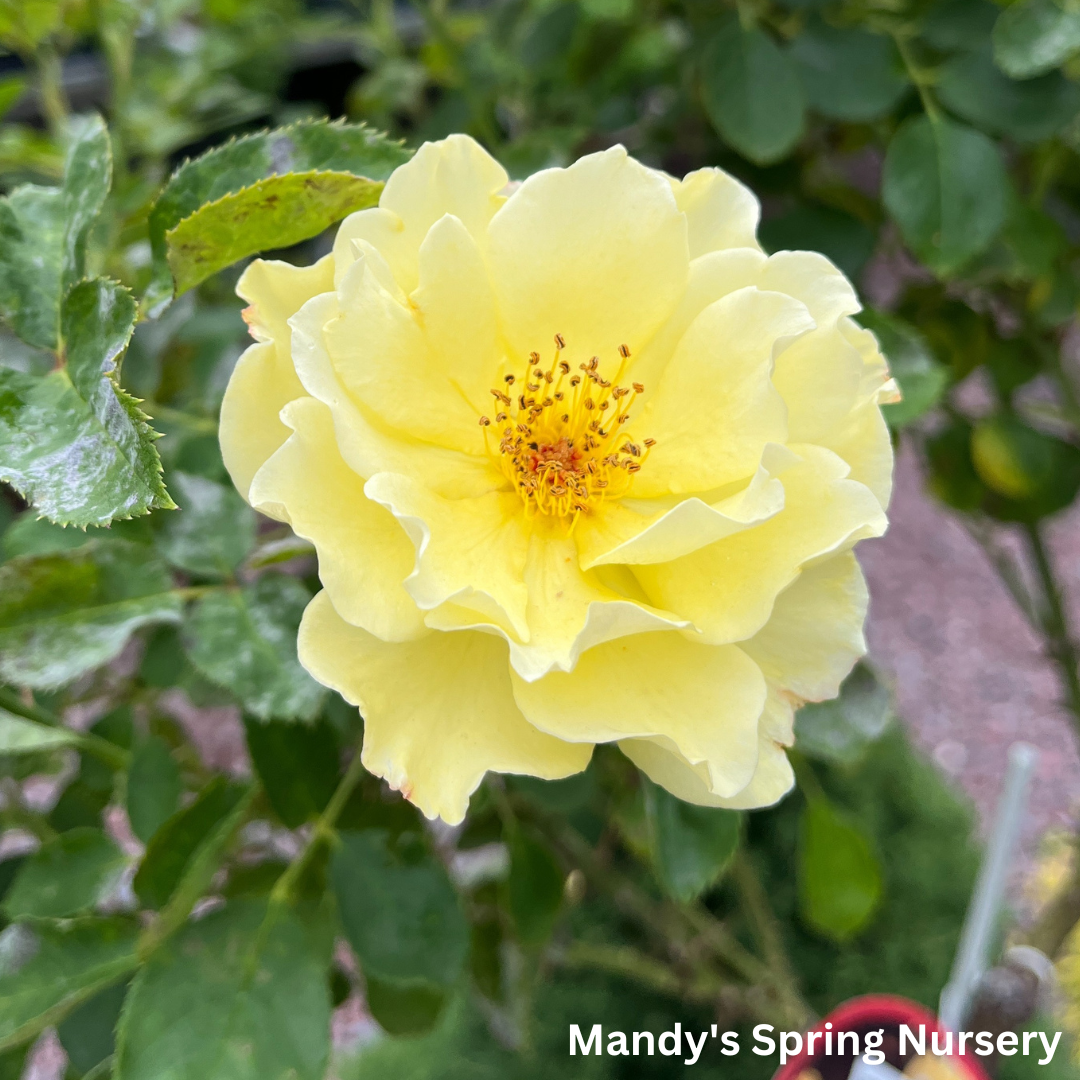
134,777,249,910
332,829,469,1032
700,16,804,165
126,737,183,844
184,575,325,722
0,0,1073,1071
167,171,384,297
4,828,127,919
0,542,181,689
159,471,256,578
115,900,331,1080
145,120,410,314
0,114,109,350
795,662,894,765
883,115,1008,277
643,776,742,903
0,917,138,1051
798,792,884,942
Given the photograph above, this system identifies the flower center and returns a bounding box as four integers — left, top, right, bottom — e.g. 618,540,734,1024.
480,335,654,522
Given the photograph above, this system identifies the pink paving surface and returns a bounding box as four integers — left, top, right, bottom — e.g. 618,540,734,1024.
861,439,1080,875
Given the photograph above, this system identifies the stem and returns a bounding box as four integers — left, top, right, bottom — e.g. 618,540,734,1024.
514,794,812,1028
732,852,812,1030
1024,842,1080,959
561,940,726,1004
268,740,368,909
0,687,130,772
961,518,1042,632
892,33,940,121
1023,521,1080,735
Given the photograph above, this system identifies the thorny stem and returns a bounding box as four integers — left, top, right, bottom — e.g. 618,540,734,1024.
514,795,812,1029
1023,520,1080,735
268,739,369,910
731,853,812,1030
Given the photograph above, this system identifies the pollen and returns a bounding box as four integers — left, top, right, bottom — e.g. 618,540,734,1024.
478,335,654,522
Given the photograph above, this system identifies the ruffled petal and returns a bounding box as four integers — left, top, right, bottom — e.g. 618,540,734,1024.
574,445,789,569
487,146,689,366
424,534,688,680
220,255,335,499
248,397,425,642
364,472,530,640
620,683,794,808
756,250,861,326
669,167,761,259
741,551,868,702
298,591,591,824
324,257,479,453
635,445,887,644
633,287,814,497
512,632,765,797
289,291,503,499
411,214,500,415
822,399,894,511
774,325,866,445
332,134,509,293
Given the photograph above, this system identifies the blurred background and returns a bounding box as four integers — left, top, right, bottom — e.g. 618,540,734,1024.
4,0,1080,1076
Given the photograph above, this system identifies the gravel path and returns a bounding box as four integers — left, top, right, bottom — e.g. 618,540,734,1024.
861,440,1080,885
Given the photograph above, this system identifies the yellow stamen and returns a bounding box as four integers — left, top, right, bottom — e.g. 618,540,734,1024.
485,337,652,521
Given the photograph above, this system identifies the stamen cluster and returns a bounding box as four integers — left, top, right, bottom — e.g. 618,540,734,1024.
480,335,654,521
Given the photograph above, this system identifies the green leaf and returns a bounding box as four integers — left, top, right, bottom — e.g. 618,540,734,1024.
0,709,79,754
0,541,182,689
332,830,468,992
937,47,1080,143
701,15,804,165
0,278,173,527
126,737,182,845
790,19,908,122
0,77,25,123
5,828,127,919
857,310,948,427
184,574,325,722
115,901,331,1080
795,663,893,766
0,114,110,351
507,828,564,946
145,119,409,315
57,978,130,1075
1,513,92,560
167,171,384,298
759,204,876,281
243,716,338,829
643,777,741,904
993,0,1080,78
927,418,987,512
158,472,256,578
921,0,1000,51
798,794,882,942
970,414,1080,521
365,977,447,1037
0,917,139,1051
134,777,248,910
0,0,64,51
882,115,1007,277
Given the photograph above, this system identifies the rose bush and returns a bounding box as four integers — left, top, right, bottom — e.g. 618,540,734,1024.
220,134,894,824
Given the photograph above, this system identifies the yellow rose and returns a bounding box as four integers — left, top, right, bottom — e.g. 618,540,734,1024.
219,135,894,825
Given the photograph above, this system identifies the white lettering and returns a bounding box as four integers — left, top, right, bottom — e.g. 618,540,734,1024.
1039,1032,1062,1065
685,1030,709,1065
780,1031,803,1065
633,1031,654,1056
721,1032,740,1056
607,1031,629,1056
899,1025,925,1057
659,1023,682,1057
571,1024,602,1056
753,1025,776,1056
997,1032,1018,1057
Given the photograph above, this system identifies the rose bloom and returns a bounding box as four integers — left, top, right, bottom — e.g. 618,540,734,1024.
220,135,894,825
